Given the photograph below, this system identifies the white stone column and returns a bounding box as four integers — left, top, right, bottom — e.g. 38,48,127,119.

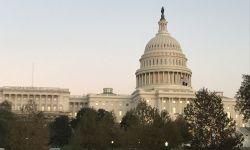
153,72,155,84
148,73,150,85
143,73,145,85
169,97,172,114
167,72,170,84
142,74,144,85
186,74,188,86
39,95,41,110
21,94,23,106
45,95,48,111
156,72,159,84
146,73,148,85
169,72,172,84
136,76,138,87
173,72,175,84
176,73,178,85
190,74,192,86
163,71,165,83
140,74,142,86
177,72,179,85
178,98,181,114
138,75,140,87
171,72,174,84
174,72,176,84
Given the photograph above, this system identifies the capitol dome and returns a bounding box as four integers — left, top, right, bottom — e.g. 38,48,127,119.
145,34,182,52
135,7,192,90
144,9,182,53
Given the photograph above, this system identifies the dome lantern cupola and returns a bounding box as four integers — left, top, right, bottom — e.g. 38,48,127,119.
158,7,168,35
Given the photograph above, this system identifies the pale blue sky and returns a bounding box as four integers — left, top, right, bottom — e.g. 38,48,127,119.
0,0,249,97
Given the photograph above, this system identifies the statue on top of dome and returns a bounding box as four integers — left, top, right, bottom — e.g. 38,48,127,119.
161,7,164,15
161,7,165,20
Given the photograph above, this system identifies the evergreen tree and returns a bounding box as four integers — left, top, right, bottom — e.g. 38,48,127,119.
235,74,250,121
184,88,244,150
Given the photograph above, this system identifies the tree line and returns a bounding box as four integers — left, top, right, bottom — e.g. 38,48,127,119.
0,74,249,150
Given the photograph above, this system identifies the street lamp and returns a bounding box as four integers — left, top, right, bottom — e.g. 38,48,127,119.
25,137,29,149
111,140,114,150
165,141,168,150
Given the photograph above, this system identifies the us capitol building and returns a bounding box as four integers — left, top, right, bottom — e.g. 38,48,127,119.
0,8,244,127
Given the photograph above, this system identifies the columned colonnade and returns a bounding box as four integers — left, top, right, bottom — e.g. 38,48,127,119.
3,94,62,111
136,71,191,87
158,97,191,115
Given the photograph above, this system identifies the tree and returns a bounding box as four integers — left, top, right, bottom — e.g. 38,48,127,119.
70,108,116,150
184,88,244,150
120,100,183,150
174,115,192,144
235,74,250,121
0,101,15,149
49,115,72,147
10,100,49,150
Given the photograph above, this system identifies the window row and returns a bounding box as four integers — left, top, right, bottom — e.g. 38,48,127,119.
5,97,59,102
12,105,63,111
141,58,185,67
147,43,179,49
94,102,128,107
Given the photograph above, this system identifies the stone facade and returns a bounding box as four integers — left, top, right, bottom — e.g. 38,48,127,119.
0,86,70,116
0,8,245,127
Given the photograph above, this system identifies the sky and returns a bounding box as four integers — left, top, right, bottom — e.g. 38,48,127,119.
0,0,249,97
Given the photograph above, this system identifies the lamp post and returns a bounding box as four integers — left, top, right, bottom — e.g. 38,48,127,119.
111,140,114,150
25,137,29,150
165,141,168,150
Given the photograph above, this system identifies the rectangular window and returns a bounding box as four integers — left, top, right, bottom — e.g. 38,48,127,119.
173,107,176,114
41,106,45,111
47,106,51,111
